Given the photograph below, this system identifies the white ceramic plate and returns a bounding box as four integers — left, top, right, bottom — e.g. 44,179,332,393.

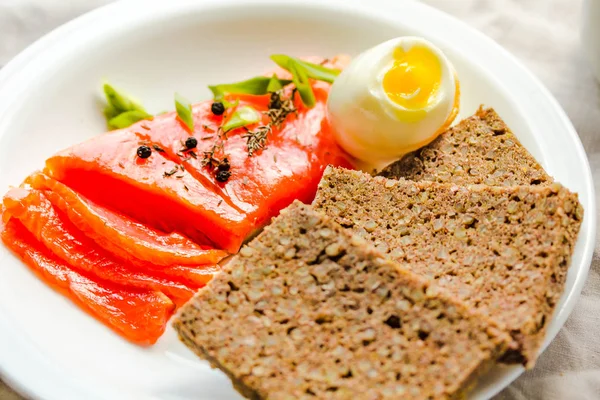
0,0,595,399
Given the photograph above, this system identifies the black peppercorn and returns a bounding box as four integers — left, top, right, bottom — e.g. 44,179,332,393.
217,158,230,171
185,136,198,149
211,102,225,116
268,92,282,110
215,170,231,182
137,145,152,159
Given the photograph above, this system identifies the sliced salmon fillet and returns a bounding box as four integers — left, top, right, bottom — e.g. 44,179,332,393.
45,128,237,250
45,59,352,253
1,219,174,345
26,172,227,267
160,264,219,287
2,187,198,307
136,90,351,234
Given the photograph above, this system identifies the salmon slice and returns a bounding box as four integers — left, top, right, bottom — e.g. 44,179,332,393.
45,128,241,250
26,172,227,267
136,90,351,231
45,59,352,253
160,264,219,287
2,187,198,307
1,219,174,345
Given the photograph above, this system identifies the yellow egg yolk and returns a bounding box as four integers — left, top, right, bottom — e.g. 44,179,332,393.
382,45,442,110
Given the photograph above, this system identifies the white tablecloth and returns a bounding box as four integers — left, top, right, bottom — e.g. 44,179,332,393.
1,0,599,399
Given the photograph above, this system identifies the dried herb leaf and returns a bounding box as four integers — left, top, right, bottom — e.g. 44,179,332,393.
243,125,271,156
163,167,178,177
266,91,297,127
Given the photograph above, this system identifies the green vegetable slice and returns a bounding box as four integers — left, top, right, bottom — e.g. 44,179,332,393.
103,83,146,113
222,106,261,132
103,105,120,121
221,98,240,109
289,60,316,108
175,93,195,132
209,76,292,99
266,74,284,92
108,110,151,129
270,55,340,83
103,83,149,129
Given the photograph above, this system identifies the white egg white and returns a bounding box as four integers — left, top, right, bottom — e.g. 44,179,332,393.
327,36,459,170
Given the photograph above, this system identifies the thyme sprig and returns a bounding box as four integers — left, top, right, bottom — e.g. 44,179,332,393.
201,140,225,167
242,90,296,156
265,90,297,127
200,127,230,175
243,125,271,156
163,167,178,177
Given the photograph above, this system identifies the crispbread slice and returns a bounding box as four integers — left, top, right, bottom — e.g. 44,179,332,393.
378,107,552,186
314,167,583,367
174,201,509,400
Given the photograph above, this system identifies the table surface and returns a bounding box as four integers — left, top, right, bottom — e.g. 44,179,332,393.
1,0,599,399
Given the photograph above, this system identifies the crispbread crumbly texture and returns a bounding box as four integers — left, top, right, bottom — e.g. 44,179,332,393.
173,201,510,400
378,107,553,186
314,167,583,367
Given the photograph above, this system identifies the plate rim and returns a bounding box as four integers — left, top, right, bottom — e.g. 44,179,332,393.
0,0,595,399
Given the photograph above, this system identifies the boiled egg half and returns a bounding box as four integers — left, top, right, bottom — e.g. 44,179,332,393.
327,37,460,170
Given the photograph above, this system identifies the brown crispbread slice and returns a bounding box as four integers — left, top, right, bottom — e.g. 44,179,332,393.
378,107,553,186
174,201,510,400
314,167,583,367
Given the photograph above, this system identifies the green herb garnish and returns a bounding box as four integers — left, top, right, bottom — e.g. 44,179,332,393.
270,55,340,83
221,98,240,109
103,105,120,121
209,76,292,99
108,110,152,129
174,93,194,132
103,83,151,129
222,106,261,132
266,74,284,92
289,60,316,108
104,84,146,113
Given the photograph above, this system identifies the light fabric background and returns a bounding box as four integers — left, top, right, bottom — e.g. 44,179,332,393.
0,0,598,399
